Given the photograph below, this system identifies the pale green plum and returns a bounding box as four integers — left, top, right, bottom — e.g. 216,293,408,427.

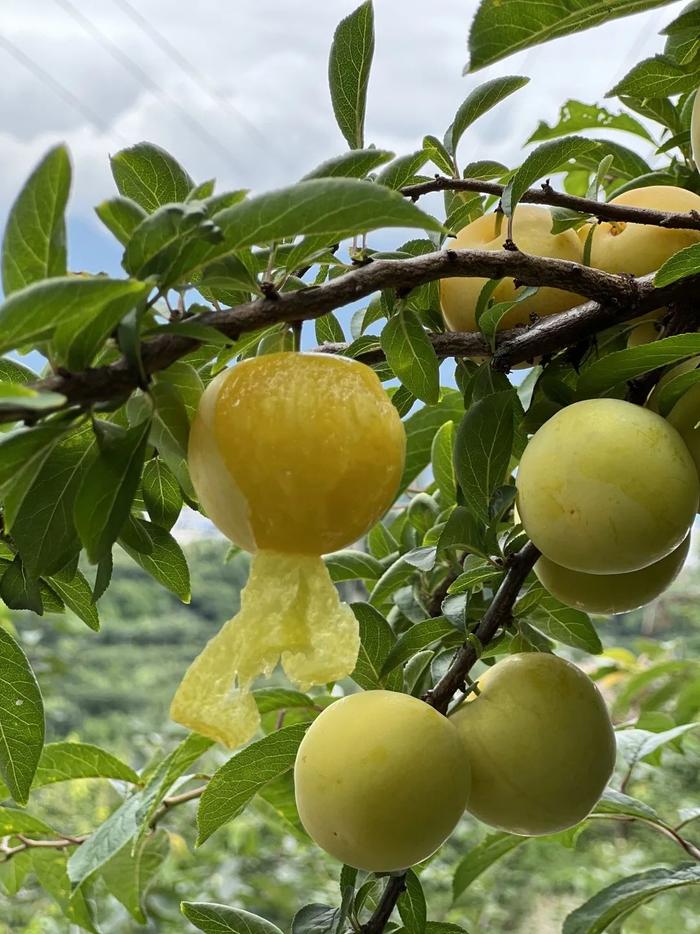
516,399,698,574
451,653,616,836
535,534,690,614
668,381,700,484
294,691,470,871
647,356,700,413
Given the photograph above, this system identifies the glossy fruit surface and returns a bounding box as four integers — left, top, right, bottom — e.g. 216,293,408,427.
587,186,700,276
516,399,698,574
535,535,690,614
451,653,615,835
294,691,470,871
440,205,583,333
668,381,700,484
188,352,406,554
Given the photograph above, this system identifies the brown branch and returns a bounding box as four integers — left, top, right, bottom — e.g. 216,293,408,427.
3,249,699,424
402,175,700,232
361,541,540,932
0,784,206,863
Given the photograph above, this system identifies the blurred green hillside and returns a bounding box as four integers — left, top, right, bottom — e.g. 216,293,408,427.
1,536,699,933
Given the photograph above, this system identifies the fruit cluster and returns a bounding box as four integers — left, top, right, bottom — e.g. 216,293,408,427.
295,653,615,871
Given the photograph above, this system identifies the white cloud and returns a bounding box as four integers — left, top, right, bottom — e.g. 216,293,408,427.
0,0,681,228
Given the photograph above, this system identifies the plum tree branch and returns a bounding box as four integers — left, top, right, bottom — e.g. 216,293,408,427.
2,250,699,424
401,175,700,231
0,784,206,863
361,540,541,933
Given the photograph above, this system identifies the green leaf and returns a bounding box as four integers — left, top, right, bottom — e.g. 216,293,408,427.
381,617,457,676
197,723,307,845
2,144,70,295
0,555,44,614
0,807,53,835
423,135,455,175
401,389,465,490
315,313,345,344
350,602,402,690
446,76,529,156
397,926,470,934
448,562,502,594
609,53,700,100
381,306,440,404
324,549,384,583
0,276,149,355
32,849,98,933
615,724,699,770
328,1,374,149
593,788,659,822
75,418,151,563
95,196,147,246
67,791,144,888
577,334,700,397
502,137,597,215
10,424,95,577
0,628,44,805
30,741,137,790
118,516,191,602
478,288,538,352
135,732,213,841
110,142,194,212
0,357,37,384
368,557,416,608
0,425,68,517
529,597,602,654
527,100,653,144
466,0,679,72
0,382,65,412
257,771,307,838
101,830,170,924
453,832,529,901
291,903,344,934
376,151,430,190
253,688,316,716
655,242,700,288
45,566,100,631
398,869,427,934
142,458,183,530
431,420,456,505
214,178,443,251
454,390,514,523
303,149,394,180
182,902,284,934
563,864,700,934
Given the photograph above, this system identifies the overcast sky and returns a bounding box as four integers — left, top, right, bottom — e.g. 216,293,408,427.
0,0,684,274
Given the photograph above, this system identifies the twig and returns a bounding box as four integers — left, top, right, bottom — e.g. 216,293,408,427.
401,175,700,232
0,784,206,863
360,874,407,934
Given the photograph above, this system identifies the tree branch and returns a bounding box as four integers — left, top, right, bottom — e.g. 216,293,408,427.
0,784,206,863
2,250,698,424
361,541,540,932
401,175,700,232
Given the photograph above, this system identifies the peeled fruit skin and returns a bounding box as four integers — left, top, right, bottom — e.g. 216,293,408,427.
294,691,470,872
451,653,616,836
535,534,690,614
587,186,700,276
692,89,699,169
439,205,584,333
516,399,698,574
189,352,406,555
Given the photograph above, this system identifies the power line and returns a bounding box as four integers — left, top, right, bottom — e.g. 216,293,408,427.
0,33,126,143
52,0,247,172
109,0,275,155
